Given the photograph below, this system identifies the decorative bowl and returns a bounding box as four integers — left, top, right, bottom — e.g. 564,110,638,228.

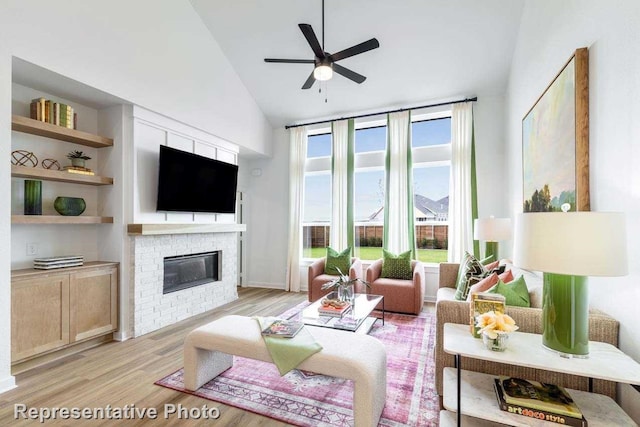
54,197,86,216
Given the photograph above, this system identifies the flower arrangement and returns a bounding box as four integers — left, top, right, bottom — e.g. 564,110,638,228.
475,311,519,339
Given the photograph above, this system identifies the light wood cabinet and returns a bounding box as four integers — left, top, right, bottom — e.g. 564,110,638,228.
11,275,70,361
69,266,118,342
11,262,118,364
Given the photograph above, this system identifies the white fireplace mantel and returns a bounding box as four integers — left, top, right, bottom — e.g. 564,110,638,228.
127,223,246,236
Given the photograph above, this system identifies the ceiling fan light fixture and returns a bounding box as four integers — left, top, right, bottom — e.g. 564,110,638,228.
313,64,333,81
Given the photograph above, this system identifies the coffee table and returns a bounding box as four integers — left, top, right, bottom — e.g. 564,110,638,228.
298,291,384,334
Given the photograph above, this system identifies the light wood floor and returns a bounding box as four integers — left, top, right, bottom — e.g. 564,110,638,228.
0,288,436,426
0,288,308,426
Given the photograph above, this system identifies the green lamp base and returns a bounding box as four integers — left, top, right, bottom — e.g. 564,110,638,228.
542,273,589,358
484,241,498,261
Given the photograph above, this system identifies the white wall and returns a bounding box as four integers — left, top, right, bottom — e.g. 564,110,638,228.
0,0,271,155
240,128,290,288
240,97,507,295
0,0,271,391
505,0,640,419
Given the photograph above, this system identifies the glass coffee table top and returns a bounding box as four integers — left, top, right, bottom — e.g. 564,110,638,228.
299,291,384,334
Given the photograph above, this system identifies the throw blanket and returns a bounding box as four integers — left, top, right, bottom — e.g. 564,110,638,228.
254,317,323,375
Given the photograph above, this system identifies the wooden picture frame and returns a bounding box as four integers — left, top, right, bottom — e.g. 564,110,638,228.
522,48,589,212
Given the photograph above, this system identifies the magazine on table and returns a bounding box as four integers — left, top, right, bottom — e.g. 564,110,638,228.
261,319,304,338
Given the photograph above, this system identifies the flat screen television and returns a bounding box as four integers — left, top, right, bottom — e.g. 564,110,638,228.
156,145,238,214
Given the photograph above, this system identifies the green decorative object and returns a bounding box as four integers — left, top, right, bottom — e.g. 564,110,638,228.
54,196,86,216
24,180,42,215
542,273,589,357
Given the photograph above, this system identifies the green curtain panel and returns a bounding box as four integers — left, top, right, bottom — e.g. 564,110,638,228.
470,112,479,259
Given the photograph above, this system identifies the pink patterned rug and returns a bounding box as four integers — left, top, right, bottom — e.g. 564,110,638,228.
155,303,439,426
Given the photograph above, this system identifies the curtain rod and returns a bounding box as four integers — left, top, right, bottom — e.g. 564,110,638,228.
284,96,478,129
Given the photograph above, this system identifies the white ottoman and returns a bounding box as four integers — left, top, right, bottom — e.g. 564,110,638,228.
184,315,387,427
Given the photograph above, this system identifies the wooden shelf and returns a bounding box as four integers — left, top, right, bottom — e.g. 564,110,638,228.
127,223,246,235
12,261,119,279
12,215,114,225
11,115,113,148
11,165,113,186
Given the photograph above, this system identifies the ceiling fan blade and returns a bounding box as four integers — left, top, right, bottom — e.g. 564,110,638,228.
333,63,366,84
302,71,316,90
328,38,380,62
264,58,315,64
299,24,325,59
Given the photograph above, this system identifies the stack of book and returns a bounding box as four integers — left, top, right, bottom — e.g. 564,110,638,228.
34,256,84,270
470,291,505,337
493,377,587,426
318,299,351,317
63,166,95,176
30,97,77,129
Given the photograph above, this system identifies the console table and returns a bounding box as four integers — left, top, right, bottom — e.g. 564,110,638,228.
442,323,640,426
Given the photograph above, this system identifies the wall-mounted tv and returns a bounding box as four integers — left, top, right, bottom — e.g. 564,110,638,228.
156,145,238,214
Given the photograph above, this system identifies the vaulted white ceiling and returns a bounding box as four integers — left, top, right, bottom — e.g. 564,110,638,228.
190,0,524,128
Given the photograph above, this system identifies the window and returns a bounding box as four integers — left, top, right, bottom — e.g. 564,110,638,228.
307,133,331,158
411,117,451,263
301,112,451,263
412,117,451,147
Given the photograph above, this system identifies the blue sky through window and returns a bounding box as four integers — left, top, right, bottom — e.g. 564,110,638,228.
304,118,451,223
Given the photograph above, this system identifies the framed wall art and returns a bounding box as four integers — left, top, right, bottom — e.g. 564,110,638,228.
522,47,589,212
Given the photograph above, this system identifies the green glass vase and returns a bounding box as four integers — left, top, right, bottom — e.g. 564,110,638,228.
24,180,42,215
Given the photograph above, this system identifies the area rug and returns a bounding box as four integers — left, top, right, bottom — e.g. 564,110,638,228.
155,303,439,426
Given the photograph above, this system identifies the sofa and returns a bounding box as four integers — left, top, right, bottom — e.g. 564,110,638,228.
435,261,619,401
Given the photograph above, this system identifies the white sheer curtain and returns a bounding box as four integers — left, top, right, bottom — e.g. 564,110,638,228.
330,119,354,251
285,127,307,292
448,102,474,262
384,111,416,256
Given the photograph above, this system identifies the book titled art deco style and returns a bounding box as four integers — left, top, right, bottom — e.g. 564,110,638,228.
493,377,587,427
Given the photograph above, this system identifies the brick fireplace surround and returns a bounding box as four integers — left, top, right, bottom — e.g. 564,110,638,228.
128,225,243,337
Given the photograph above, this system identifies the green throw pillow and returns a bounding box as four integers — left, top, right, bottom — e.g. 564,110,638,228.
487,276,531,307
380,249,413,280
454,251,489,301
324,247,351,275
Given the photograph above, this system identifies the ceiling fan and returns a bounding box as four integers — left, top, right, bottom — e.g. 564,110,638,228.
264,0,380,90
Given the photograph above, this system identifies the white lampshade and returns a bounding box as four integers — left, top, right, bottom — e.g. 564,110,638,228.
313,64,333,81
474,217,512,242
513,212,628,277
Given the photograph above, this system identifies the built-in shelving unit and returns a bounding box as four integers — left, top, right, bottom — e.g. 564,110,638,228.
11,165,113,185
10,64,124,372
12,215,114,224
11,115,113,148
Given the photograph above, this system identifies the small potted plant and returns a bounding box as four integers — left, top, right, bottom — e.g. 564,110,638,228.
321,267,369,302
475,310,519,351
67,150,91,168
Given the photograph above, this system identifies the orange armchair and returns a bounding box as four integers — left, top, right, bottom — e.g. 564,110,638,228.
365,259,425,315
308,257,363,302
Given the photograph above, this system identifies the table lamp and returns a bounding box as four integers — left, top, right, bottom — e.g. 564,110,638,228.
513,210,627,357
474,216,512,260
